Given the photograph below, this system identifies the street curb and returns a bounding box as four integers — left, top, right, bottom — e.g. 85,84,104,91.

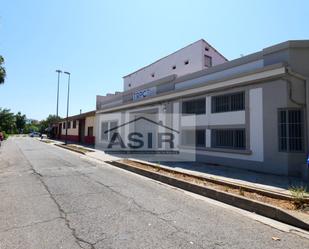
128,159,309,202
55,144,87,155
108,160,309,231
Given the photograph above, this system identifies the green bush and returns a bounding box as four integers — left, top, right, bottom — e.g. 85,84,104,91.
23,124,39,134
2,131,9,140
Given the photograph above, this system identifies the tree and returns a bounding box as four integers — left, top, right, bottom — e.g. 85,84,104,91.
24,124,39,134
15,112,26,132
0,56,6,84
0,108,15,133
39,114,62,133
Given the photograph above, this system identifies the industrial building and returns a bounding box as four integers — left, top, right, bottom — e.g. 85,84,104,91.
96,39,309,176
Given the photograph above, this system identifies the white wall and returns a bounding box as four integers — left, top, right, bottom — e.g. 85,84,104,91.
175,60,264,90
176,89,264,162
123,40,227,91
95,87,264,162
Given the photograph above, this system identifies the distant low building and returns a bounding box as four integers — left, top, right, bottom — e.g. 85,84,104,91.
26,119,39,125
54,111,96,145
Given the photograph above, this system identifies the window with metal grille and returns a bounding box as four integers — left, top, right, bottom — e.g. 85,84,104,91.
211,92,245,113
204,55,212,67
278,109,303,152
211,129,246,150
182,98,206,115
67,121,71,129
63,122,65,129
101,121,118,141
110,121,118,141
181,129,205,147
101,122,108,141
196,129,206,147
73,120,77,129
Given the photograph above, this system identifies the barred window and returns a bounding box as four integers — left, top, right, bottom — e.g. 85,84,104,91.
204,55,212,67
181,129,205,147
182,98,206,115
73,120,77,129
101,121,118,141
211,129,246,150
101,122,109,141
110,121,118,141
278,109,303,152
67,121,71,129
196,129,206,147
63,122,65,129
211,92,245,113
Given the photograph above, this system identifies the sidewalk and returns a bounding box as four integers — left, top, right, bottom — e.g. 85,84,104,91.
45,138,308,196
86,151,308,197
42,139,309,229
159,161,309,196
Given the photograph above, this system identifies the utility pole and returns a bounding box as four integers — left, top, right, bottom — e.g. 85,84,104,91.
64,71,71,145
55,70,62,117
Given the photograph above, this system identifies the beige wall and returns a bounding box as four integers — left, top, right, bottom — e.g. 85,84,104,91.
60,120,79,136
85,116,95,136
60,115,96,136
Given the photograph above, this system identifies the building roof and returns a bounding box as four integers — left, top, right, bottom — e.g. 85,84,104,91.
59,110,96,122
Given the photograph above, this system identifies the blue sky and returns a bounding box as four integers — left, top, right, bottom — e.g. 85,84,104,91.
1,0,309,120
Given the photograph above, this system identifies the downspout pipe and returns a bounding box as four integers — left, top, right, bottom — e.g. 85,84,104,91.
286,67,309,155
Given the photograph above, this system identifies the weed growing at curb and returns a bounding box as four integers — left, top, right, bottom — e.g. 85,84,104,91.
239,187,245,196
289,185,308,209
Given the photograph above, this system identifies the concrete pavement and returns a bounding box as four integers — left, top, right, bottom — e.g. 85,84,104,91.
0,137,309,249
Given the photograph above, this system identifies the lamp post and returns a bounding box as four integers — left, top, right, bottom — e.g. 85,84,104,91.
55,70,62,117
64,71,71,145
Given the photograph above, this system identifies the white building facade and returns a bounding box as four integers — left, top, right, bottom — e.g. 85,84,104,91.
123,39,227,91
96,40,309,177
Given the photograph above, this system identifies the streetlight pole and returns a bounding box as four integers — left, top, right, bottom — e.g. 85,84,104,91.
64,71,71,145
55,70,62,117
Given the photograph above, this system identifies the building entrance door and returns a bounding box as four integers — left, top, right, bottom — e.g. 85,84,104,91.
79,119,85,143
133,113,158,150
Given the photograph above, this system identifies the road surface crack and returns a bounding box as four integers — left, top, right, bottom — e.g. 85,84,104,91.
32,168,97,249
0,217,61,233
16,143,98,249
80,173,206,248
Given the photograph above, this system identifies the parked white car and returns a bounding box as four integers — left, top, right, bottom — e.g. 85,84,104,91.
29,132,40,137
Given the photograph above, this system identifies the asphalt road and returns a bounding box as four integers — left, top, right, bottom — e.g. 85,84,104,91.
0,137,309,249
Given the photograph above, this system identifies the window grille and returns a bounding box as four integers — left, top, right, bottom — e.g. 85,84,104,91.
211,129,246,150
204,55,212,67
182,98,206,115
181,129,205,147
212,92,245,113
101,121,118,141
278,109,303,152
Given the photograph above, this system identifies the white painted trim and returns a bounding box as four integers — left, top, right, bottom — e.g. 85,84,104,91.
249,88,264,161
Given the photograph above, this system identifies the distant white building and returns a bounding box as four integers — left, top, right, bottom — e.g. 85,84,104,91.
26,119,39,125
122,39,227,91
